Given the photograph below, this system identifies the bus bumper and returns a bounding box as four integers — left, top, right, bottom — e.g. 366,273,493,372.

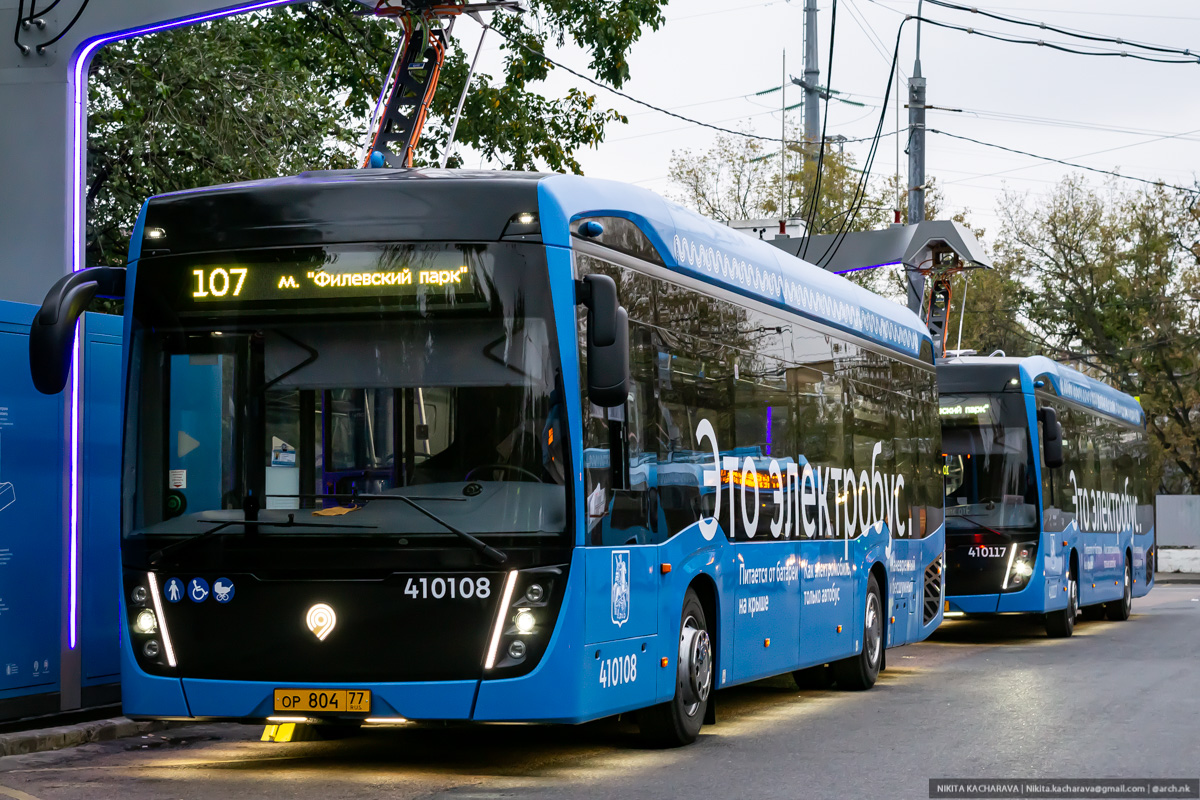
182,678,477,719
945,594,999,614
946,582,1057,615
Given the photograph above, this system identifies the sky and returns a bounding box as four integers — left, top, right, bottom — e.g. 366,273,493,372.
451,0,1200,246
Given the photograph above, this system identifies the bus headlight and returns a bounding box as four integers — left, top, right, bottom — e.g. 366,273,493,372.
1003,543,1038,590
515,609,536,634
134,608,158,634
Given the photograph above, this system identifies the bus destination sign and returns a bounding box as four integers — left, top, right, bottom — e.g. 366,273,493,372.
188,263,474,303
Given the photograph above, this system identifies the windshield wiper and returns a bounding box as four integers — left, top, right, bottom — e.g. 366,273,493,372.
382,494,508,565
149,513,378,567
274,492,508,565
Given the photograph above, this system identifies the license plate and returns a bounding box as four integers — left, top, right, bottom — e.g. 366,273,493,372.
273,689,371,714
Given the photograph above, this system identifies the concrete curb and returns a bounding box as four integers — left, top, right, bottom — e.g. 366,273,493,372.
0,717,182,757
1154,572,1200,584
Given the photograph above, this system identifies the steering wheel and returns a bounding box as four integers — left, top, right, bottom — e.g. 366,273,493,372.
464,464,544,483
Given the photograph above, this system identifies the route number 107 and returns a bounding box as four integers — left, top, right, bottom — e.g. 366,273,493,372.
193,267,248,298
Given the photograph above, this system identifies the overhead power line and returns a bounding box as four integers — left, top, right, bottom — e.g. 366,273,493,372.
922,0,1200,60
489,25,789,143
927,129,1200,195
911,15,1200,65
487,22,892,148
809,17,910,268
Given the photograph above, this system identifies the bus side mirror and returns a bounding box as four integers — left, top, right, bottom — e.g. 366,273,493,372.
577,274,630,408
29,267,126,394
1037,406,1064,469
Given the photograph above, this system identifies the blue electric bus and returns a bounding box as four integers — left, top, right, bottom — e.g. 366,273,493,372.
938,355,1155,637
31,170,945,746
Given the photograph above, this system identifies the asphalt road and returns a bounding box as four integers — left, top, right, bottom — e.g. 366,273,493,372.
1,586,1196,800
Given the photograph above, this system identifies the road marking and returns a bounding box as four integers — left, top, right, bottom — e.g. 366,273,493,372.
0,784,44,800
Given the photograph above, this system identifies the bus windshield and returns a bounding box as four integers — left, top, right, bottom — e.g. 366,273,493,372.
123,243,567,562
940,393,1038,532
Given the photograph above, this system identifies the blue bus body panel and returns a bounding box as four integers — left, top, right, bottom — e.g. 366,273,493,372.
1018,356,1143,426
119,594,191,717
537,175,931,359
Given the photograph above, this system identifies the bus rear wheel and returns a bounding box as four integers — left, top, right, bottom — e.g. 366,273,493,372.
830,575,883,691
1106,561,1132,621
1046,569,1077,638
639,588,712,747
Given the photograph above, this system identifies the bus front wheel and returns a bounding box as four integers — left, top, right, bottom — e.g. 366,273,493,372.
1106,561,1132,621
1046,569,1078,637
830,575,883,691
640,588,712,747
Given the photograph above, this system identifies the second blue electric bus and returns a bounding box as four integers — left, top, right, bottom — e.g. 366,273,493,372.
938,355,1155,636
31,169,946,745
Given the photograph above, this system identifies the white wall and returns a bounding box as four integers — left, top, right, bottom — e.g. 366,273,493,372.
1157,495,1200,549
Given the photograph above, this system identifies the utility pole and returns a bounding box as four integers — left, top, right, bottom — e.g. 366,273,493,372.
906,0,928,314
781,50,788,223
803,0,820,160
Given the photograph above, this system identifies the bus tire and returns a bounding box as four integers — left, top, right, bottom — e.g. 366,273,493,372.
792,664,834,690
1106,561,1132,621
1046,566,1078,638
639,588,712,747
830,575,883,691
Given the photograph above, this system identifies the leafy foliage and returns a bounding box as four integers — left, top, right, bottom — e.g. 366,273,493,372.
972,176,1200,492
668,131,952,295
86,0,668,267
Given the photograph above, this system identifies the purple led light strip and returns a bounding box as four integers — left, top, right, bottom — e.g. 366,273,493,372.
66,0,298,649
833,260,902,275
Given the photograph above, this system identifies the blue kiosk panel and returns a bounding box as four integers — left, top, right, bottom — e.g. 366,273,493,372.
0,301,66,712
0,304,122,720
82,314,124,686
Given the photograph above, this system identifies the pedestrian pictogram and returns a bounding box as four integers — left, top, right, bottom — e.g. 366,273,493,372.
165,578,184,603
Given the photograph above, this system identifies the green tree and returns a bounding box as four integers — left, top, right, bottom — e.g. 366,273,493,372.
987,175,1200,492
86,0,668,268
668,132,960,296
669,131,901,228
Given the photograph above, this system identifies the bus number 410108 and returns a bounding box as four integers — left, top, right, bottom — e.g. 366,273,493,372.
599,654,637,688
404,576,491,600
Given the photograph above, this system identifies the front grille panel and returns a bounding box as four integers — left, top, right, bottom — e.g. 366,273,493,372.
924,555,943,624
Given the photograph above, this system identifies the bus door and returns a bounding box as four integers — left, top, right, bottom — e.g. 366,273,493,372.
797,461,858,666
723,454,802,682
798,534,857,666
582,398,658,709
167,353,228,515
